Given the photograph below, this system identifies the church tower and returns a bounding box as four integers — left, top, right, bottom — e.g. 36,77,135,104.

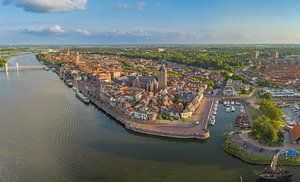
158,65,167,90
75,52,80,65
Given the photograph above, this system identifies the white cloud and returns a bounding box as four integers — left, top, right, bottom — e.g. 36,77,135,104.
115,3,129,10
75,28,90,36
20,24,65,34
137,1,146,11
115,1,146,11
49,24,65,33
3,0,87,13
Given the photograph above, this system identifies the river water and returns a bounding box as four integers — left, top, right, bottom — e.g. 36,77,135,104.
0,54,298,182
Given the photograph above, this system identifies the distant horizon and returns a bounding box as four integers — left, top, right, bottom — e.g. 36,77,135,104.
3,43,300,47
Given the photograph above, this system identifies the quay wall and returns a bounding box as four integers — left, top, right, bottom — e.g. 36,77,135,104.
77,83,210,140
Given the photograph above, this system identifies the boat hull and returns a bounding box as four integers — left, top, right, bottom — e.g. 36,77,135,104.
258,172,292,181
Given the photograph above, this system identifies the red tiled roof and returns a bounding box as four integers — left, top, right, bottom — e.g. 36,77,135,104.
291,122,300,141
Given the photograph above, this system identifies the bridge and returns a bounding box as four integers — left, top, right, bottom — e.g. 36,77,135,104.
0,62,45,72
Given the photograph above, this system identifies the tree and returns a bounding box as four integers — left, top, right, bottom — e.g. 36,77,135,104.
157,115,163,120
252,116,280,145
259,99,283,120
260,92,273,100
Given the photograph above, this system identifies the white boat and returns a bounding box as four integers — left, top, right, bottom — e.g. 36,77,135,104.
231,106,235,112
72,87,79,93
226,107,231,113
210,118,216,126
212,111,217,115
213,106,218,111
231,101,235,105
235,102,241,105
65,80,73,87
76,92,90,104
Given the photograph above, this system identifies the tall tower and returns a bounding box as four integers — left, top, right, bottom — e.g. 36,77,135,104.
158,65,167,90
75,52,80,65
251,51,260,59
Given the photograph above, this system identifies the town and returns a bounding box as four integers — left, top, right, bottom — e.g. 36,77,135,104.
2,45,300,181
36,46,300,142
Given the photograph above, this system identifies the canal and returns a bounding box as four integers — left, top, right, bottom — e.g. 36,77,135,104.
0,54,298,181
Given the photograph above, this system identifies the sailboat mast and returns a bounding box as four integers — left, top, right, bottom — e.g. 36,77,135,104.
270,155,278,173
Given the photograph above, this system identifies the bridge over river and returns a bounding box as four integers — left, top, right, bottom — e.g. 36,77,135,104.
0,54,45,72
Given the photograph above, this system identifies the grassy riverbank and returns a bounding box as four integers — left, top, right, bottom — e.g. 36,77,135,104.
0,58,7,67
0,52,24,67
36,53,51,64
223,135,300,165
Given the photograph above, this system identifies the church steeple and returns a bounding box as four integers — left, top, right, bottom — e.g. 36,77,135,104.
158,64,167,90
75,52,80,65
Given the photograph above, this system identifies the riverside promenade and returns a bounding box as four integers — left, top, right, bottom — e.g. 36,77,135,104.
77,82,211,140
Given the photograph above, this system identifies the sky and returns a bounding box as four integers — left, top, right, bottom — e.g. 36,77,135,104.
1,0,300,45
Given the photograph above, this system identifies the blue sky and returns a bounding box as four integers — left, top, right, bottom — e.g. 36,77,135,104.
1,0,300,45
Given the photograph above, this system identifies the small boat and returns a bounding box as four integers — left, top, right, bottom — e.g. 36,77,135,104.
72,87,80,93
212,111,217,115
44,67,49,71
231,101,235,105
213,106,218,111
235,102,241,106
76,92,90,104
231,106,235,112
226,107,231,113
65,80,73,87
256,155,292,181
210,118,216,126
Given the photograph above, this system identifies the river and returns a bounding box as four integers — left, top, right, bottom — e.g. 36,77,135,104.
0,54,298,182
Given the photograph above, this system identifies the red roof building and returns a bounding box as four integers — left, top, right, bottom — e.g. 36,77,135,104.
290,122,300,144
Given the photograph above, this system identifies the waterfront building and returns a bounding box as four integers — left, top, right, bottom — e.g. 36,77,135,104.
223,79,241,96
158,65,167,90
290,123,300,144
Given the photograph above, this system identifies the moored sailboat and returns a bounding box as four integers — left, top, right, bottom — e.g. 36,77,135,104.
256,155,292,181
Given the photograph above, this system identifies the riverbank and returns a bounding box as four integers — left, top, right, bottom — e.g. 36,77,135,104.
223,132,300,165
77,81,211,140
0,52,31,68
